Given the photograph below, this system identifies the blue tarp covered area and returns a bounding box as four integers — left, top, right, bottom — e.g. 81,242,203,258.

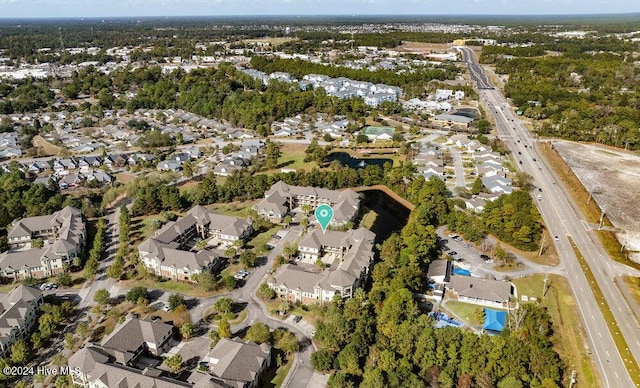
483,308,507,332
453,267,470,276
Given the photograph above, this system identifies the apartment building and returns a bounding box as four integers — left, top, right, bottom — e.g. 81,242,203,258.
0,206,85,280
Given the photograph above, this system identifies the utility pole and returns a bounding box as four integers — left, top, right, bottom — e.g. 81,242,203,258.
538,234,545,257
569,370,577,388
542,274,549,299
598,209,605,230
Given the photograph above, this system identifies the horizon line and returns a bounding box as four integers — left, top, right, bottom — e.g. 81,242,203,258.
1,12,640,20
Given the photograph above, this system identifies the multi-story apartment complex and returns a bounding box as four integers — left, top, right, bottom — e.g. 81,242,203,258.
0,285,43,357
0,206,85,280
138,206,252,282
254,181,360,226
268,228,375,304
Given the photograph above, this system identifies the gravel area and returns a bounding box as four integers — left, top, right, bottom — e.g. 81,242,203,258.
554,141,640,261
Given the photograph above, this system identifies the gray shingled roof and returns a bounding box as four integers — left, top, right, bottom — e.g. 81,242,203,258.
207,338,271,385
449,275,511,303
101,316,173,355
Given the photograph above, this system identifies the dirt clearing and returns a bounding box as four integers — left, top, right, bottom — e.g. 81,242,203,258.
554,141,640,261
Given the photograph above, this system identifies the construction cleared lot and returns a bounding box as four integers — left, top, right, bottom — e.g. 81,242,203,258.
554,141,640,261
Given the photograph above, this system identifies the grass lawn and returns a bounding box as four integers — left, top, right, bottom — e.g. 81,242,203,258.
114,172,137,184
205,306,248,325
0,283,17,292
569,239,640,385
622,276,640,308
209,200,258,218
126,278,219,298
32,134,61,155
442,300,483,326
261,351,294,388
360,210,378,230
513,274,601,387
273,142,313,171
247,226,281,254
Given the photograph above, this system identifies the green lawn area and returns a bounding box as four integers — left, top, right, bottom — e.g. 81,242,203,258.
130,215,165,247
568,239,640,385
442,300,484,326
262,351,294,388
513,274,600,388
0,283,17,292
274,142,312,171
209,200,258,218
247,226,281,254
622,276,640,308
128,278,219,298
360,210,378,230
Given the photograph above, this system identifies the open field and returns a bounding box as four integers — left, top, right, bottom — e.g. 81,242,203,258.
32,134,61,155
209,200,258,217
442,300,483,326
540,142,638,267
393,41,451,53
274,142,312,171
513,274,600,388
622,276,640,312
114,172,137,184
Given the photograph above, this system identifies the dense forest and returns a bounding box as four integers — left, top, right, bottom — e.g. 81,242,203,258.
447,191,543,251
308,177,563,387
480,38,640,150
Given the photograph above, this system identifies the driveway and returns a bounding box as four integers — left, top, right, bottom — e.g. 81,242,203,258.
436,226,566,280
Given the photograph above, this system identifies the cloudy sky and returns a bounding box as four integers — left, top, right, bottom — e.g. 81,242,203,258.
0,0,638,18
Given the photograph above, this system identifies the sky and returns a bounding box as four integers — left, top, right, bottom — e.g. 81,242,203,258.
0,0,638,19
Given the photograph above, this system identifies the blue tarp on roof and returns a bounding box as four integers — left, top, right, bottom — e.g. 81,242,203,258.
483,308,507,332
453,268,470,276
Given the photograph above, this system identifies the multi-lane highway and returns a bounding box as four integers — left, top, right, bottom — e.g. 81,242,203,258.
458,46,640,387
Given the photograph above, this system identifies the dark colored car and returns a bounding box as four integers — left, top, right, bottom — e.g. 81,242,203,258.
293,315,302,323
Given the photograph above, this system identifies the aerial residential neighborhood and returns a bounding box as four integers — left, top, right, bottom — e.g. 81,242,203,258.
0,6,638,388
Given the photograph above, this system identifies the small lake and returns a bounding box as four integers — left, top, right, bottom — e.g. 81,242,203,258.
325,152,393,169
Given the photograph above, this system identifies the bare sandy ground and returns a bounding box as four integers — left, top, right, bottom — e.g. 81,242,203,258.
393,41,451,53
554,141,640,261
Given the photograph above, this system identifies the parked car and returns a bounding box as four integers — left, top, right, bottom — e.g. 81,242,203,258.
293,315,302,323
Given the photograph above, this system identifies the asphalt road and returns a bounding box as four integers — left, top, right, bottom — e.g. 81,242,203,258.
458,46,640,387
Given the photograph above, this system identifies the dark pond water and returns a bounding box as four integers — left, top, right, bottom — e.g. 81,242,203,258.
452,107,480,119
325,152,393,169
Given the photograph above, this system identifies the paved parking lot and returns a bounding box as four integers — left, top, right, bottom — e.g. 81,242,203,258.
285,315,315,337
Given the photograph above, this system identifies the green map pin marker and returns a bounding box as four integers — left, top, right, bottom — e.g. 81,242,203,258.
315,204,334,234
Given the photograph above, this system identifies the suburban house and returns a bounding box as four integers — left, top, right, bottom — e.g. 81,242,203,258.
481,174,513,194
363,126,395,142
0,285,43,357
0,206,86,281
447,275,512,308
138,206,252,282
253,181,360,226
194,337,272,388
268,228,375,304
